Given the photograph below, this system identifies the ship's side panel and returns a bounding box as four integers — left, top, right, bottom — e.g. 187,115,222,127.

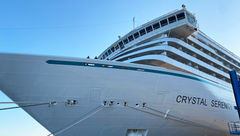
0,53,237,136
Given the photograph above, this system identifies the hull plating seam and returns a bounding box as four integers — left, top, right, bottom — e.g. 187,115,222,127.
46,60,231,92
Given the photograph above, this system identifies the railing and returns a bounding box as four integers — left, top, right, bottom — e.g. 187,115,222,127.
228,122,240,134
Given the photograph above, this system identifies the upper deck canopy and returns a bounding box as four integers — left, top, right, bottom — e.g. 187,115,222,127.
99,8,197,60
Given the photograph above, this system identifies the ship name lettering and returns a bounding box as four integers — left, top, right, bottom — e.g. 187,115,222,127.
176,95,207,106
211,100,232,110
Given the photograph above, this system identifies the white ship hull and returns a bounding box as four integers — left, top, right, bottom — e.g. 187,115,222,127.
0,53,238,136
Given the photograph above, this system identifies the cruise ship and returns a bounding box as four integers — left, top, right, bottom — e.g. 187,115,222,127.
0,6,239,136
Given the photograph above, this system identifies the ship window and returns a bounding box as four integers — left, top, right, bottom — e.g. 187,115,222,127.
168,16,176,24
119,41,124,49
120,44,124,49
105,52,108,57
186,13,196,25
177,12,185,20
134,32,140,39
119,41,123,46
111,47,115,52
146,26,153,33
160,19,168,27
139,29,146,36
102,55,105,59
115,44,119,50
128,35,134,42
108,49,111,55
123,39,128,44
153,22,160,29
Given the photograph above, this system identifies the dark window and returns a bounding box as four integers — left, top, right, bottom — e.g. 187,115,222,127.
119,41,123,46
128,35,134,42
160,19,168,27
146,26,153,33
108,50,111,55
119,41,124,49
153,22,160,29
177,12,185,20
115,44,119,50
168,16,176,24
102,55,105,59
123,39,128,44
134,32,140,39
105,52,108,57
139,29,146,36
111,47,115,52
120,44,124,49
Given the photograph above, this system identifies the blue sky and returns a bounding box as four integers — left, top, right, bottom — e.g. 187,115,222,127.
0,0,240,135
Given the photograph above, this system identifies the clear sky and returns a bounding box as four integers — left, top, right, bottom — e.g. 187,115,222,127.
0,0,240,136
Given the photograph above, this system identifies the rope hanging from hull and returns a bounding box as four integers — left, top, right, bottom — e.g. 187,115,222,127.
0,100,222,135
0,101,57,111
47,105,104,136
125,104,216,131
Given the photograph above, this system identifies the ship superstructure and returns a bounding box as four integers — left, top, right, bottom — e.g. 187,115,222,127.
99,7,240,87
0,6,240,136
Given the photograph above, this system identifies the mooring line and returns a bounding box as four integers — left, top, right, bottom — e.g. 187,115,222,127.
47,105,105,136
126,105,205,128
0,101,56,104
0,101,57,111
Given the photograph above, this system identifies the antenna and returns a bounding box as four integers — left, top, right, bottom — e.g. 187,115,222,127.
133,17,135,29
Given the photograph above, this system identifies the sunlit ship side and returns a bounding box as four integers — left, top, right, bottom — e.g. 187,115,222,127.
0,7,239,136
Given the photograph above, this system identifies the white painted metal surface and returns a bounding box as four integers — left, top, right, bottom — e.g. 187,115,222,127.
0,53,238,136
0,7,239,136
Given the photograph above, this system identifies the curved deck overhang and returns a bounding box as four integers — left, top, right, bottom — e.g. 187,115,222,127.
116,46,229,79
112,37,240,72
113,38,231,79
189,36,240,69
122,55,230,87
